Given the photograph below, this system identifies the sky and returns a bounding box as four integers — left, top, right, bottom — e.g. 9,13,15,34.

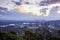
0,0,60,21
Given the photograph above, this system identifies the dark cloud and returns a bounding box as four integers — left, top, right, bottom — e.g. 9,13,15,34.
20,0,22,2
15,2,22,5
0,7,7,10
40,0,60,6
39,1,47,6
12,0,22,5
25,2,30,4
0,7,8,12
47,0,60,4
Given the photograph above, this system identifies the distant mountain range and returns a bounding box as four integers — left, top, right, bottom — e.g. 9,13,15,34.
46,20,60,25
0,20,43,25
0,20,60,25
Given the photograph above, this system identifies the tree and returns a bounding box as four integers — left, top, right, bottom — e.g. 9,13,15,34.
0,31,24,40
23,30,44,40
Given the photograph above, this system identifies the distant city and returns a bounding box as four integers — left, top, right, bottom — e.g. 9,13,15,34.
0,20,60,37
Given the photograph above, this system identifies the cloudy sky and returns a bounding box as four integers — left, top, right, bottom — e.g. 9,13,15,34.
0,0,60,21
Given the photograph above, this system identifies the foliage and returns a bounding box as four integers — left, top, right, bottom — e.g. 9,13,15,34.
0,29,60,40
23,30,43,40
0,31,24,40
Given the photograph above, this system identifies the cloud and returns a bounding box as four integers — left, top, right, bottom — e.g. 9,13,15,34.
17,0,44,5
0,8,42,20
14,2,22,5
17,4,42,16
16,3,60,17
49,0,60,4
39,0,60,6
0,7,9,14
0,7,8,10
16,4,51,17
0,15,7,19
0,0,60,20
47,3,60,16
12,0,22,5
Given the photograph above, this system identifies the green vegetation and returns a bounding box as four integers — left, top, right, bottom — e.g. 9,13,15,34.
0,30,60,40
23,30,43,40
0,31,24,40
